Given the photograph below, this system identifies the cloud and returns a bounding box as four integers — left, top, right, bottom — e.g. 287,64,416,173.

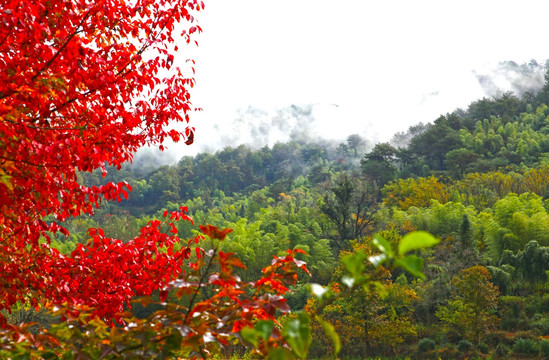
155,58,549,167
191,104,351,153
473,60,546,98
131,147,177,175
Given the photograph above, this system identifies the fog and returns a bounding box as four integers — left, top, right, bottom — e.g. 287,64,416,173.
139,59,547,166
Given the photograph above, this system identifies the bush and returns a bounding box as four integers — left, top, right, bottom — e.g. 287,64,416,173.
418,337,436,352
495,343,510,359
485,330,509,346
457,339,473,352
499,296,529,331
532,316,549,336
512,338,539,356
477,342,489,354
433,346,459,360
524,295,542,316
541,294,549,312
541,339,549,359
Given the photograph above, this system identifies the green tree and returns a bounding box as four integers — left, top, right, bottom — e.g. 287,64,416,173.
502,240,549,286
409,118,461,170
436,266,500,344
346,134,368,158
320,174,374,250
148,165,182,205
445,148,479,177
361,142,398,188
535,66,549,107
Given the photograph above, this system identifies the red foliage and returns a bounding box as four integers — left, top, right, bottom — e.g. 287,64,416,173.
0,234,310,357
0,0,202,324
200,224,234,241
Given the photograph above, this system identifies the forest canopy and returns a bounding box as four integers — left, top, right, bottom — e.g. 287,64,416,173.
2,0,549,358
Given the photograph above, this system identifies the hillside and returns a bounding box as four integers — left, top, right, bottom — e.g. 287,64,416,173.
37,74,549,359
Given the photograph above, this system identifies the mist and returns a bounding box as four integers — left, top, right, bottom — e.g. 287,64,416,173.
473,60,547,98
143,59,548,169
185,103,379,155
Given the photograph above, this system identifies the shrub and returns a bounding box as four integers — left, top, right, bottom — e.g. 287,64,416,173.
495,343,510,359
418,337,436,352
532,315,549,336
524,295,542,316
457,339,473,352
477,342,489,354
499,296,529,331
485,330,509,346
513,330,536,340
512,338,539,356
541,339,549,359
433,346,460,360
541,293,549,312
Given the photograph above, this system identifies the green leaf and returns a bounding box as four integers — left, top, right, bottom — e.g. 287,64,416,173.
164,330,183,351
398,231,439,255
40,352,60,360
268,347,297,360
13,352,31,360
61,350,75,360
317,318,341,357
256,320,274,341
394,255,425,279
240,327,259,347
371,281,389,299
0,173,13,190
282,315,311,360
241,320,274,348
341,251,367,277
372,235,394,257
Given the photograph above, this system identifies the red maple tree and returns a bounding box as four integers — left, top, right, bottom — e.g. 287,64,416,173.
0,0,203,324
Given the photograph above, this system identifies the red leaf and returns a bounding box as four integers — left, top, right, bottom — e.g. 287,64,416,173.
293,248,308,255
184,130,194,145
0,0,203,322
199,225,233,240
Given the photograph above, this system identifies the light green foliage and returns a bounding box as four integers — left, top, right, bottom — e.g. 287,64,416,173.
240,320,274,349
281,315,312,359
493,193,546,224
479,193,549,261
391,200,477,240
308,231,436,357
50,238,77,255
40,86,549,359
222,218,287,281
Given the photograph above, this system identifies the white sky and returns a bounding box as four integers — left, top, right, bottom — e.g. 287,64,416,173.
167,0,549,157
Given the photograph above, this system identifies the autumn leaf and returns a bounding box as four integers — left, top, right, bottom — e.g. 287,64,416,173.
199,224,233,240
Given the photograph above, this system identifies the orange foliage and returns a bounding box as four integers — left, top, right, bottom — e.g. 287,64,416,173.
383,176,450,210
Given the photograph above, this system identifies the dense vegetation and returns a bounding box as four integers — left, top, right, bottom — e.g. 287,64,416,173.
20,76,548,358
6,0,545,357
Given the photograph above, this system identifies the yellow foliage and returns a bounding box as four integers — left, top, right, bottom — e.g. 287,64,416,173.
383,177,450,210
